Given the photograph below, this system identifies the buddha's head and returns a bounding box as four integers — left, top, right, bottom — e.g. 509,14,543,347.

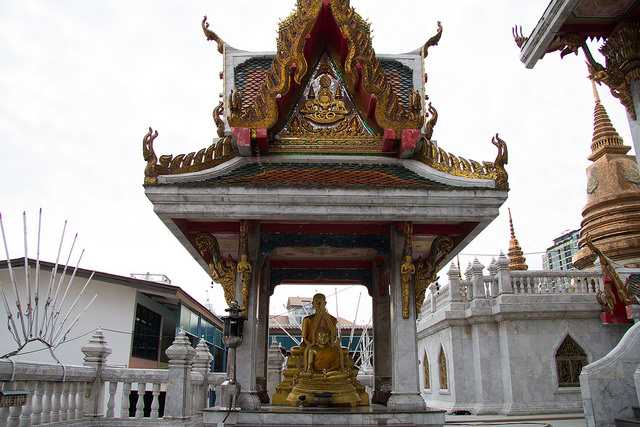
311,293,327,313
316,329,330,346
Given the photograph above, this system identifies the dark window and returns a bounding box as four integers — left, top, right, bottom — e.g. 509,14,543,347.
132,304,162,361
556,336,588,387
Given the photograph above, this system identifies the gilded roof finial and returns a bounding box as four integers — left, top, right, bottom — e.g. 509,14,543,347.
507,208,528,271
589,81,629,161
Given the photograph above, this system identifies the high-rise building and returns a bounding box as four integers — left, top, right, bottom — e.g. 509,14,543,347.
542,229,580,271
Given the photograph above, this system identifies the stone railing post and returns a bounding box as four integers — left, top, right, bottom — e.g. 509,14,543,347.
496,252,513,295
81,329,112,418
471,258,486,299
447,262,463,302
487,257,498,297
192,338,213,413
165,331,195,419
266,337,284,402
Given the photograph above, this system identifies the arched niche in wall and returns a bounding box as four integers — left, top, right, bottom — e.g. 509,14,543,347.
423,350,431,389
438,345,448,390
555,335,588,387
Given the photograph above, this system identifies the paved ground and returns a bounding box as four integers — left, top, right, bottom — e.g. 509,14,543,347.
445,413,586,427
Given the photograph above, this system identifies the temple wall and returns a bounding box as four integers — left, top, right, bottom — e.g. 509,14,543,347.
417,295,629,415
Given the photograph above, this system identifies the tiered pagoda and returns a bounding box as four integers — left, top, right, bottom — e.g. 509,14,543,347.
142,0,509,414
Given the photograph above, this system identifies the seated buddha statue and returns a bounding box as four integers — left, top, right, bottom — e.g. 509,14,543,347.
271,293,369,407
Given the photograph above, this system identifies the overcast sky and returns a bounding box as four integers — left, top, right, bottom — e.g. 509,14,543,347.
1,1,634,323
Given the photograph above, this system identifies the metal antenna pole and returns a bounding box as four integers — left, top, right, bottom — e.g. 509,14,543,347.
41,220,66,336
347,291,361,351
0,213,28,343
22,212,32,337
34,208,42,338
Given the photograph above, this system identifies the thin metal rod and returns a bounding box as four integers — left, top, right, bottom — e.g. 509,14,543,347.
347,291,361,350
0,212,28,342
45,232,76,336
271,316,300,346
34,208,42,339
50,249,84,342
52,272,93,344
23,211,32,337
56,293,97,347
334,287,340,341
41,220,67,336
1,287,21,345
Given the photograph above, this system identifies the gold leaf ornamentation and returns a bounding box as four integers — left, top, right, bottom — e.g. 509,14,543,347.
415,236,454,313
194,233,237,306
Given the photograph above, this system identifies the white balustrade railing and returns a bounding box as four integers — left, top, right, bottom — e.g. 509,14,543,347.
0,360,95,426
510,270,603,295
0,330,227,426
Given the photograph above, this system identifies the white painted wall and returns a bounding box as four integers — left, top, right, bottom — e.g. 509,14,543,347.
0,265,136,367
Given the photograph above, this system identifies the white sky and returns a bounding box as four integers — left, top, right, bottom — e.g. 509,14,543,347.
0,1,634,324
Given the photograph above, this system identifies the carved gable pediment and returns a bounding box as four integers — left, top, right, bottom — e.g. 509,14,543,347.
273,55,385,153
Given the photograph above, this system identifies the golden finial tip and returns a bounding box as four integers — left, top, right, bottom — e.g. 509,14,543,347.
591,79,600,103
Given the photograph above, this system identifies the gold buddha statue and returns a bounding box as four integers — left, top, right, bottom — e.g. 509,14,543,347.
271,293,369,407
299,74,349,125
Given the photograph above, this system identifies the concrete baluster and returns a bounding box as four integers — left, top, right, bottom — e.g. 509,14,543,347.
58,381,68,422
164,330,195,419
40,382,51,424
31,382,41,426
75,383,84,419
50,383,60,422
192,338,213,413
120,382,131,418
447,262,463,302
19,380,33,427
67,382,76,420
150,383,160,418
7,383,22,427
81,329,112,418
136,382,146,418
471,258,486,299
496,252,512,295
106,381,117,417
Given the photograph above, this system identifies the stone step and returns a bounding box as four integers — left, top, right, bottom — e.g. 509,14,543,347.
616,417,640,427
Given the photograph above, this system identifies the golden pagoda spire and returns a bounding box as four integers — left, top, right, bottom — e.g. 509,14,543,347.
589,81,630,161
507,208,528,271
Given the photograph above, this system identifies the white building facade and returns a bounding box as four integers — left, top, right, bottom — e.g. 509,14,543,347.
417,257,631,415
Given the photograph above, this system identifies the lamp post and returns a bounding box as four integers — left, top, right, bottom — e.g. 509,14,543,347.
219,300,245,411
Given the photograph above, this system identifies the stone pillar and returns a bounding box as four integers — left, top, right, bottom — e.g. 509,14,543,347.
629,80,640,166
448,263,462,303
372,262,392,404
165,331,195,419
235,223,262,409
496,252,512,295
266,337,284,402
471,258,486,300
254,261,270,404
386,226,426,410
81,329,112,418
192,338,213,413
